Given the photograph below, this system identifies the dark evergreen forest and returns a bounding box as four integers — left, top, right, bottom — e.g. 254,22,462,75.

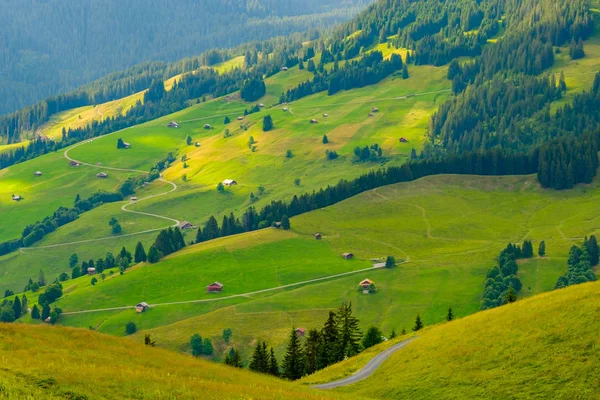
0,0,372,115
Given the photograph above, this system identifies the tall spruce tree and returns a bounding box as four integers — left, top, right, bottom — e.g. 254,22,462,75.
269,347,280,377
134,242,147,263
336,302,361,359
303,329,320,375
31,304,40,319
12,296,21,319
447,306,454,321
282,328,304,380
412,314,424,332
321,311,339,366
249,341,270,373
538,240,546,257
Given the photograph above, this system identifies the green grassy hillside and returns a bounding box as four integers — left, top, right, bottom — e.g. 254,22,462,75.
0,323,348,400
306,280,600,399
27,172,597,363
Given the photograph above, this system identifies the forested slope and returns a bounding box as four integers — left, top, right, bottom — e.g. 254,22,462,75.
0,0,372,115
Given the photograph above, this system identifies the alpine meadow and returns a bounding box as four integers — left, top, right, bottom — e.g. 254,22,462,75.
0,0,599,399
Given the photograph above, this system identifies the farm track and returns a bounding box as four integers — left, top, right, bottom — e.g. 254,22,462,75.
310,337,417,389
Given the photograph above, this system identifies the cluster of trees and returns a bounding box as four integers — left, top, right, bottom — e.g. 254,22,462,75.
68,246,134,281
190,334,215,357
241,77,267,102
481,242,537,309
249,302,363,380
147,227,186,264
353,143,383,162
555,236,598,288
0,295,28,323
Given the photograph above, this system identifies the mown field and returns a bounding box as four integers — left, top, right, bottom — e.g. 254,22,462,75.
310,280,600,399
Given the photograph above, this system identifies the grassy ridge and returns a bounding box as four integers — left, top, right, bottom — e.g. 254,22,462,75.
0,323,349,400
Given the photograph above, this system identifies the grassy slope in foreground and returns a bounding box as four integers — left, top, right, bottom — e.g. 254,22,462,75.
0,324,348,400
305,281,600,399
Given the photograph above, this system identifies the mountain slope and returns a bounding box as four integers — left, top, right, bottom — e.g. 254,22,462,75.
0,0,373,114
304,280,600,399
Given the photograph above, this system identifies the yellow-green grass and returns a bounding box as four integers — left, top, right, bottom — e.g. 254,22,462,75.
37,91,145,140
0,323,349,400
164,56,246,91
324,280,600,399
0,140,29,155
41,173,600,362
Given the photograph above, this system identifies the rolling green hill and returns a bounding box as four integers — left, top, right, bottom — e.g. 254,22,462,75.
1,0,600,396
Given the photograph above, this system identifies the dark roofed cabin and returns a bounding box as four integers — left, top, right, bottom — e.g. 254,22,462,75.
342,252,354,259
96,172,108,178
179,221,195,230
399,137,408,143
136,302,149,313
314,233,322,240
206,282,224,292
167,121,179,128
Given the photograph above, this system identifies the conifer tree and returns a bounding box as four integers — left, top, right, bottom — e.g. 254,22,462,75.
31,304,40,319
249,341,269,373
147,246,161,263
203,338,214,355
134,242,147,263
41,303,51,320
446,306,454,321
21,295,28,315
281,215,290,230
362,326,383,349
321,311,338,366
12,296,21,319
585,235,599,266
190,334,203,356
269,347,280,377
303,329,320,375
282,328,304,380
389,329,397,339
322,134,328,144
538,240,546,257
336,302,361,359
412,314,424,332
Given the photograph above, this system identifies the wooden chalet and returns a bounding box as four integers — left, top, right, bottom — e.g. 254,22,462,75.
87,267,96,275
273,222,282,229
372,107,379,112
69,160,80,167
136,302,149,313
259,103,265,108
178,221,196,230
359,279,373,290
130,196,138,202
310,119,318,124
314,233,322,240
323,113,328,117
206,282,224,292
11,194,21,201
282,107,289,112
237,116,244,121
342,252,354,259
34,171,42,176
195,142,201,147
96,172,108,178
204,124,212,129
281,66,289,71
123,142,131,149
167,121,179,128
222,179,237,186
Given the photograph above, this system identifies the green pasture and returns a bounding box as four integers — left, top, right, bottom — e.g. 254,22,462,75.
32,173,599,362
